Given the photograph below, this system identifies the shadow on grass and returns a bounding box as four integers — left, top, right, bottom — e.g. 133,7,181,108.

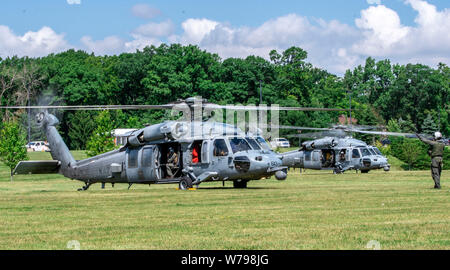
196,186,279,190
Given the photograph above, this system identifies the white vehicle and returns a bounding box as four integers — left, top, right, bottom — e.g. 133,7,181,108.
270,138,290,149
26,141,50,152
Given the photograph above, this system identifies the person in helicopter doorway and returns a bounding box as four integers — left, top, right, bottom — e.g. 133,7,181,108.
334,149,347,173
166,147,179,178
416,132,445,189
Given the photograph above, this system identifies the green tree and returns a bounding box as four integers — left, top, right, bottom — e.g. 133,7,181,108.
386,119,401,132
421,113,438,135
390,137,429,170
399,139,424,170
67,111,98,150
86,111,117,157
0,120,28,179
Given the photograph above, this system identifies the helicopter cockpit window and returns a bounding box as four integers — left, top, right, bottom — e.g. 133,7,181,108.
368,148,377,155
245,137,262,150
228,137,252,153
361,148,371,157
373,147,383,155
213,139,229,156
352,149,361,158
256,136,271,150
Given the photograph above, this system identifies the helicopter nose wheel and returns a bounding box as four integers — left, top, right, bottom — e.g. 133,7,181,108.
178,176,193,190
77,182,92,191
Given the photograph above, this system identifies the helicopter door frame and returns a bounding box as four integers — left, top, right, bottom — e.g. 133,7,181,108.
350,148,362,169
153,145,162,180
210,138,230,174
201,140,210,164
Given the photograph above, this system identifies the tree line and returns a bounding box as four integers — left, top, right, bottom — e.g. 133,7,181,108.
0,44,448,169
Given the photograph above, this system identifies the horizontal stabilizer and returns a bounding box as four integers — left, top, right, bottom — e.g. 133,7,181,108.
13,160,61,175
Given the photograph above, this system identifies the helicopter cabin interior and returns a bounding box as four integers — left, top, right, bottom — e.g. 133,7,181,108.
158,142,182,179
321,149,335,167
304,149,337,168
188,138,232,165
191,140,203,164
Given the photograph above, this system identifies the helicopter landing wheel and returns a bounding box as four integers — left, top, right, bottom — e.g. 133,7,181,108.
233,179,248,189
179,177,193,190
361,170,369,174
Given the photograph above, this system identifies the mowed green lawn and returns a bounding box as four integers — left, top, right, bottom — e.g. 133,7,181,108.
0,151,449,250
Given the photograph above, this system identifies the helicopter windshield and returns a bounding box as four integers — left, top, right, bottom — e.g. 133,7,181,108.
229,137,252,153
361,148,372,157
245,137,262,150
256,136,271,150
368,148,377,155
373,147,383,155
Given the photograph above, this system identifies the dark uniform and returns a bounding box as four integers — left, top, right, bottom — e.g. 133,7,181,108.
417,134,445,189
166,148,179,178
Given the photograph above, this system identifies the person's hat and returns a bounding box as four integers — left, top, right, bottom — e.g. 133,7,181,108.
434,131,442,139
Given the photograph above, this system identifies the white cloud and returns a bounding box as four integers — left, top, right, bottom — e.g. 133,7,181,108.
80,36,125,55
178,18,219,44
1,0,448,75
166,1,449,74
0,25,69,58
351,0,450,67
67,0,81,5
131,4,161,19
353,5,411,56
367,0,381,5
132,20,175,37
124,37,163,52
169,14,362,74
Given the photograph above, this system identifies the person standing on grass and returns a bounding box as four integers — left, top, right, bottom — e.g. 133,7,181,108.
416,132,445,189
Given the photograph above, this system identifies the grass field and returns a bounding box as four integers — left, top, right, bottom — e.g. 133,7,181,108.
0,151,449,250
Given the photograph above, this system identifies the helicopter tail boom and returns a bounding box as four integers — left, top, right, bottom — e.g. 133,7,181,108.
36,112,76,177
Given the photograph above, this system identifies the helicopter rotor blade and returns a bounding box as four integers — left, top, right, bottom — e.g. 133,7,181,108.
0,103,351,112
287,132,332,139
260,125,332,131
0,104,174,111
346,129,418,138
275,125,331,131
206,104,350,112
330,124,382,130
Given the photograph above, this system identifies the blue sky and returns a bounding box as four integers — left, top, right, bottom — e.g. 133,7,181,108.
0,0,449,74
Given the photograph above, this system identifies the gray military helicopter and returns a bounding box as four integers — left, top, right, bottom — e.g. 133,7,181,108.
10,97,350,190
278,124,419,173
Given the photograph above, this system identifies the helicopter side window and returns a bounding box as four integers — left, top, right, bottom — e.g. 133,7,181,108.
245,137,262,150
256,136,271,151
142,148,152,167
361,148,371,157
213,139,229,156
352,149,361,158
228,137,252,154
128,149,139,168
305,151,311,161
